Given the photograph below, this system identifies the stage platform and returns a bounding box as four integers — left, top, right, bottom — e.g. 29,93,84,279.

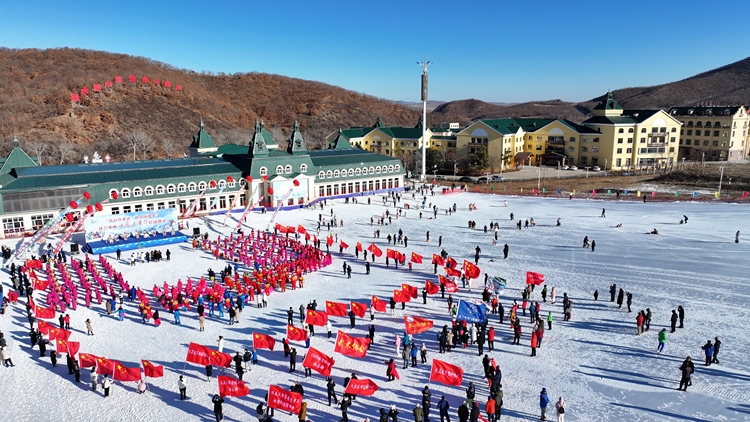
83,232,188,255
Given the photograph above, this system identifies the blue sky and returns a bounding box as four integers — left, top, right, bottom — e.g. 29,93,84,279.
3,1,749,103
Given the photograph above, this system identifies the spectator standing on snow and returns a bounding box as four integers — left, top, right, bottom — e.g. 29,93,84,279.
212,394,224,422
701,340,714,366
678,305,685,328
555,397,566,422
712,337,721,364
539,388,550,421
102,375,113,397
178,375,187,400
679,357,694,391
670,310,678,333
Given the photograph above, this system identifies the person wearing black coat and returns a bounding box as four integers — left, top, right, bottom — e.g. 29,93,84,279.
66,354,75,374
287,307,295,325
712,337,721,364
379,408,389,422
670,310,678,333
678,305,685,328
469,401,480,422
38,336,47,357
326,377,338,406
349,310,356,328
388,405,399,422
609,284,616,302
212,394,224,422
626,292,633,312
678,356,694,390
73,360,81,382
458,401,469,422
421,385,432,420
340,394,351,422
289,348,297,372
29,329,38,348
466,382,476,404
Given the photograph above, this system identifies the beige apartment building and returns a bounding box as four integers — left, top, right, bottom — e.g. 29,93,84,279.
667,106,749,162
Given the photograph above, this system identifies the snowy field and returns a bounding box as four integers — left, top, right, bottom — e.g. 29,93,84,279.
1,190,749,422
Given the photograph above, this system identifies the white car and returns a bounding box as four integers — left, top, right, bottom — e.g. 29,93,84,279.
568,166,578,171
561,165,569,170
592,166,601,171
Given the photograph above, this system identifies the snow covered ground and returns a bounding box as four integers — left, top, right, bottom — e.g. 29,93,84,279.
1,190,749,422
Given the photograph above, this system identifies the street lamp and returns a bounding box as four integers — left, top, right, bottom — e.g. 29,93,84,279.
681,157,685,169
604,159,607,176
536,169,541,191
432,165,438,181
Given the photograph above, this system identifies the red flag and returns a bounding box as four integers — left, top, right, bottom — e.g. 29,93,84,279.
210,350,232,368
402,284,418,299
305,309,328,326
286,225,296,234
393,289,411,303
66,341,80,357
79,353,98,368
443,279,459,293
463,260,481,279
396,251,406,264
350,301,367,318
410,252,423,264
526,271,545,286
445,267,462,277
32,278,49,291
35,306,55,319
186,342,211,366
339,240,349,250
252,333,276,351
37,320,51,334
114,362,142,382
425,280,439,295
326,235,334,247
325,301,348,317
268,384,303,414
432,254,445,266
429,359,464,386
344,378,379,396
48,327,72,341
446,257,458,269
302,347,335,377
297,225,307,235
334,330,370,358
96,357,116,375
141,360,164,378
386,249,396,259
218,375,250,397
287,325,308,342
404,315,434,335
367,243,382,257
371,296,387,312
356,242,363,252
55,338,69,353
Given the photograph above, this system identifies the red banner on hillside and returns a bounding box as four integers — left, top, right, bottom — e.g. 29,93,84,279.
429,359,464,386
340,240,349,250
35,306,55,319
386,249,396,259
334,330,370,358
186,342,211,366
325,301,348,317
66,341,80,357
404,315,434,335
219,375,250,397
253,333,276,351
445,267,462,278
37,320,51,334
287,325,308,342
344,378,379,396
350,301,367,318
268,385,302,414
356,242,363,252
302,347,335,377
48,327,72,341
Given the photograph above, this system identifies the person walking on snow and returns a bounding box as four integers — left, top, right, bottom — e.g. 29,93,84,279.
701,340,714,366
555,397,566,422
678,356,694,391
657,328,667,353
735,230,740,243
539,388,550,421
178,375,187,400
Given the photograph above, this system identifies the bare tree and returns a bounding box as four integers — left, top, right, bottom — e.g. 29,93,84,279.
123,131,153,161
29,141,48,166
139,136,156,159
161,138,175,158
56,142,76,164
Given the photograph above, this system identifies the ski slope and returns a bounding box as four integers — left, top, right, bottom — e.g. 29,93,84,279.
1,190,748,422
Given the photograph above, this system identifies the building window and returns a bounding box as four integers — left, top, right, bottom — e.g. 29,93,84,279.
696,130,702,136
592,146,599,152
713,131,720,137
275,166,283,175
671,127,677,132
687,130,692,135
369,167,375,174
259,167,268,176
123,206,132,213
111,207,120,215
133,187,142,197
581,146,588,152
704,140,709,146
157,202,165,210
388,165,394,172
285,165,293,174
640,138,646,144
300,164,308,173
616,148,622,154
333,170,341,178
355,168,361,176
686,140,691,145
641,128,647,133
318,171,325,179
617,138,623,144
348,169,355,176
156,185,165,195
627,148,632,153
326,170,333,178
135,204,143,212
198,181,207,191
177,183,186,193
168,201,176,209
2,217,24,235
616,158,621,167
31,214,54,229
669,147,675,153
375,167,381,174
618,128,624,133
628,128,634,133
188,182,197,192
218,180,226,189
568,146,575,152
713,141,719,147
670,137,676,143
395,165,400,172
627,138,633,144
167,184,176,194
580,156,588,164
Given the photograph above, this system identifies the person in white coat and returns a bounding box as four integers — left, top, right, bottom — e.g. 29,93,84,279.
470,325,478,344
137,378,147,394
90,368,98,391
178,375,187,400
326,320,333,339
217,336,224,353
102,375,113,397
555,397,566,422
1,347,14,367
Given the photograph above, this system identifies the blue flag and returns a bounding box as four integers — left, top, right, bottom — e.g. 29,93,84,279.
456,300,487,324
487,276,506,295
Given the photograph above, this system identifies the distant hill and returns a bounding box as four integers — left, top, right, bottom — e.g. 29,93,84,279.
433,56,750,124
0,48,420,162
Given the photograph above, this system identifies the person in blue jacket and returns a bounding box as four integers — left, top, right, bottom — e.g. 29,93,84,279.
701,340,714,366
539,388,550,421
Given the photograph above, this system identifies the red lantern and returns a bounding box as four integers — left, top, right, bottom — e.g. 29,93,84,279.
65,213,75,222
83,191,91,200
95,203,103,212
110,191,118,200
293,180,300,187
69,201,78,209
245,176,253,182
86,205,94,214
226,176,234,183
209,180,217,188
262,175,269,181
267,187,274,195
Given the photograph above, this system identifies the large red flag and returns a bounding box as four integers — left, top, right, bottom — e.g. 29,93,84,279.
386,249,396,259
66,341,80,357
344,378,379,396
334,330,370,358
268,384,303,414
425,280,439,295
55,338,69,353
429,359,464,386
404,315,434,335
526,271,545,286
350,301,367,318
79,353,98,368
218,375,250,397
326,235,334,247
325,301,348,317
339,240,349,250
367,243,382,257
96,357,116,375
401,284,418,299
287,325,308,342
463,260,481,279
210,350,233,368
48,327,72,341
142,360,164,378
253,333,276,351
371,296,387,312
445,257,458,269
445,267,462,277
442,278,459,293
32,278,49,291
35,306,55,319
186,342,211,366
297,225,307,235
432,254,445,266
37,320,51,334
302,347,335,377
356,242,363,252
410,252,423,264
396,251,406,264
393,289,411,303
306,309,328,326
114,362,142,382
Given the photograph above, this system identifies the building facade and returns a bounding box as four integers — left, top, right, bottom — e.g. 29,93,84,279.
667,106,750,162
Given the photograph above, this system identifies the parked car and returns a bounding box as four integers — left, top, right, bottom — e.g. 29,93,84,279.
561,165,569,170
491,175,506,181
458,176,474,182
592,166,601,171
476,177,488,184
568,166,578,171
435,175,446,180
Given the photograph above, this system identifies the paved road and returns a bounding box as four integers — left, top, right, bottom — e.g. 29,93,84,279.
426,166,607,183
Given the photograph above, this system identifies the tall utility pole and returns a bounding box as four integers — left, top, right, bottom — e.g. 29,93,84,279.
418,56,431,181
